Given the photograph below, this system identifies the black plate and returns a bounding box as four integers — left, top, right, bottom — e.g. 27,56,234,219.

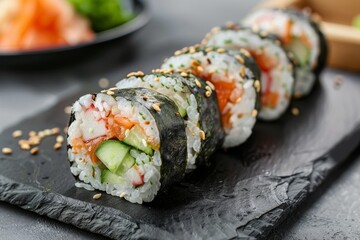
0,70,359,239
0,0,150,68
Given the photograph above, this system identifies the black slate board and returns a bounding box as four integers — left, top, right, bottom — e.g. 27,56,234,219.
0,70,359,239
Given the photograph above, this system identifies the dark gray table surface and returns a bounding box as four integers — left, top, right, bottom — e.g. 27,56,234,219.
0,0,359,239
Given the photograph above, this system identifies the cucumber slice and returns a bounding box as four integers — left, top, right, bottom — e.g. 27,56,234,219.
178,107,187,118
95,140,131,173
288,37,311,66
123,125,153,155
101,169,127,185
116,152,135,175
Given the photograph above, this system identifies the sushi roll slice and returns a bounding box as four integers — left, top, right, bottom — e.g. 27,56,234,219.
162,45,261,148
116,71,224,170
243,8,328,98
67,87,187,204
202,24,295,120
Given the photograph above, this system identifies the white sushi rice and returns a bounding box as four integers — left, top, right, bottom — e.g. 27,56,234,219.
162,50,257,148
116,74,201,169
243,8,321,97
204,29,294,120
67,93,161,204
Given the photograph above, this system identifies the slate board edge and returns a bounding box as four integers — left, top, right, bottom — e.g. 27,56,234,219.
0,122,359,240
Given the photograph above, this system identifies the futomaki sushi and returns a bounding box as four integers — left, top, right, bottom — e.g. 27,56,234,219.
116,71,224,170
243,8,328,98
67,87,187,204
202,23,295,120
162,45,261,148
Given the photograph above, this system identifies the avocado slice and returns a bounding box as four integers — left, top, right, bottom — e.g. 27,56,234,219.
95,140,131,173
123,125,153,155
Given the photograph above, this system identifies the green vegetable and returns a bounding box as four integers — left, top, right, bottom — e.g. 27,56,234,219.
101,169,127,184
353,14,360,31
123,125,153,155
67,0,133,32
95,139,131,173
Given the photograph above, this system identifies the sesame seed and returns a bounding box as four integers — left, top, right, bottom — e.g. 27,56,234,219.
181,47,189,52
291,107,300,116
237,113,244,118
174,50,182,56
30,147,39,155
51,128,60,134
120,192,126,198
252,109,258,118
54,142,62,150
212,26,221,33
64,105,72,114
93,193,102,200
240,49,251,57
260,31,268,37
20,143,30,150
18,140,28,145
189,47,196,54
206,81,215,90
127,72,136,78
225,21,235,28
205,91,212,97
201,39,208,45
197,66,204,72
12,130,22,138
206,58,212,64
108,87,118,91
180,72,188,77
29,131,36,137
254,80,261,92
236,55,245,64
136,71,145,76
205,47,213,52
155,77,160,82
175,112,180,116
239,66,246,78
199,130,206,140
208,69,215,74
44,129,52,136
98,78,110,89
217,48,226,53
2,147,12,155
152,103,161,112
106,90,115,95
125,129,130,137
236,97,242,103
195,79,202,88
205,86,212,92
252,24,259,32
29,136,40,145
56,135,64,143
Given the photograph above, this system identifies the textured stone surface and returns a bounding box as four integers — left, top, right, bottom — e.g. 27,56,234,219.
0,69,359,239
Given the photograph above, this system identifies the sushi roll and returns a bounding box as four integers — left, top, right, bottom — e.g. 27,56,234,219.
116,71,224,170
243,8,328,98
67,87,187,204
202,23,295,120
162,45,261,148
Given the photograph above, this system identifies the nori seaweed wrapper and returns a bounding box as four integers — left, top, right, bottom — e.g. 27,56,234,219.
68,88,188,192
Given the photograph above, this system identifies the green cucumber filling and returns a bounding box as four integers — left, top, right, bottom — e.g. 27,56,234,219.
95,125,155,186
287,37,311,66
